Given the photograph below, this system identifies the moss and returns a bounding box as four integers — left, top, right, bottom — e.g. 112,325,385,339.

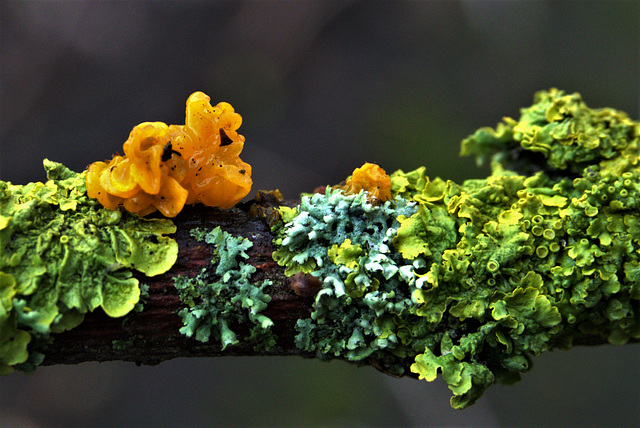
112,337,135,351
0,160,178,374
174,227,275,350
273,89,640,409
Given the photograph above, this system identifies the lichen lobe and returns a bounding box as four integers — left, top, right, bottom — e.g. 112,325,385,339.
174,226,276,351
0,160,178,374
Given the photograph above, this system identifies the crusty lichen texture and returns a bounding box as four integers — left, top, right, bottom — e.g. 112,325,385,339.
0,161,178,374
273,89,640,409
86,91,252,217
174,227,276,351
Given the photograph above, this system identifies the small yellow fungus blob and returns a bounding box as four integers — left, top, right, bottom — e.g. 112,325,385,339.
86,92,252,217
337,162,392,202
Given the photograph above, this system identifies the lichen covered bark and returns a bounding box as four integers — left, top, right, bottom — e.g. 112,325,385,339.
2,88,639,411
272,89,640,408
0,161,177,373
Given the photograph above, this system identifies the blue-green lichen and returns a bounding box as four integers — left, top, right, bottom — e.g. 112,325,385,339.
273,188,426,364
174,227,275,351
273,89,640,409
0,160,178,374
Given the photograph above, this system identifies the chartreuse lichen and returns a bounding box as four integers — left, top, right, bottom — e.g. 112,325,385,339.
0,160,178,374
174,227,275,351
273,89,640,409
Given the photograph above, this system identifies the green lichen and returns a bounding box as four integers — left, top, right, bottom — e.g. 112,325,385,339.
273,89,640,409
0,160,178,374
174,227,275,350
461,87,639,174
133,284,151,313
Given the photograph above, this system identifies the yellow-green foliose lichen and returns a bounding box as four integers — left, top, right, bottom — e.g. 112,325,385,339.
272,89,640,409
174,227,275,351
0,160,178,374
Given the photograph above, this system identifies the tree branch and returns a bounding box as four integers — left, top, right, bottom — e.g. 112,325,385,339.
6,88,640,410
39,197,635,369
42,202,318,367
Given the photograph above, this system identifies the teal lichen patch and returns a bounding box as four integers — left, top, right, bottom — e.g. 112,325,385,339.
174,227,275,350
133,284,151,313
274,188,425,363
273,89,640,409
0,160,178,374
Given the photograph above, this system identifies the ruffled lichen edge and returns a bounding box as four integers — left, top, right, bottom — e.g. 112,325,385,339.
0,160,178,374
271,88,640,409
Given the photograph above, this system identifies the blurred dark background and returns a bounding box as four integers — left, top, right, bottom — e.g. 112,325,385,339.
1,1,639,426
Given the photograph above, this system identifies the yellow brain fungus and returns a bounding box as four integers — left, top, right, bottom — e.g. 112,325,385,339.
336,162,392,202
86,123,189,217
86,92,252,217
171,91,252,209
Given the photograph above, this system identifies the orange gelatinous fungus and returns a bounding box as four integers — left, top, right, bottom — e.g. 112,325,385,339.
122,122,172,195
86,160,124,210
85,91,253,217
336,162,392,202
172,92,252,209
